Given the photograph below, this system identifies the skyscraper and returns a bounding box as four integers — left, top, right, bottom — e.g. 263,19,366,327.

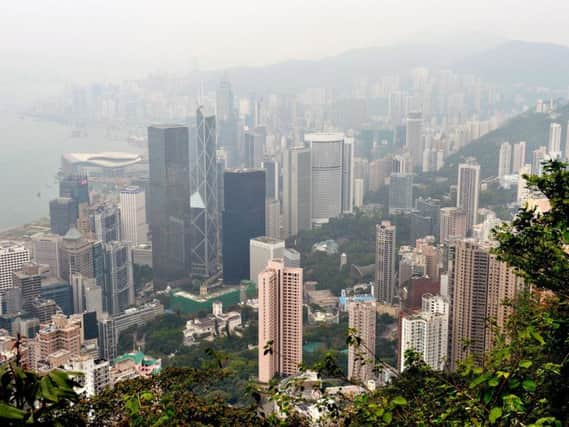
49,197,78,236
406,112,424,169
265,199,280,239
400,294,448,371
307,132,343,225
512,141,526,174
262,159,279,201
448,239,522,370
415,197,441,239
148,125,192,289
498,142,512,178
91,203,121,243
439,207,467,243
243,127,265,169
216,78,234,122
216,79,238,167
347,300,376,382
548,122,562,158
456,161,480,235
249,237,285,283
375,221,396,304
392,154,410,174
190,108,220,277
282,146,311,238
342,137,355,214
531,146,548,176
354,178,364,208
222,169,265,284
388,173,413,214
258,259,303,383
59,174,89,207
306,132,347,226
59,228,104,287
13,263,41,311
32,233,61,278
517,164,532,204
119,186,148,245
368,157,391,192
0,242,31,293
103,241,134,315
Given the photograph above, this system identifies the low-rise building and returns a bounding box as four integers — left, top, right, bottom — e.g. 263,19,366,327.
111,351,161,384
183,301,242,345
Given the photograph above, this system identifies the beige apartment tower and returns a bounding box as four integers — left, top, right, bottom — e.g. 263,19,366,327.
347,300,376,382
375,221,396,304
439,207,467,243
448,239,522,371
258,259,303,383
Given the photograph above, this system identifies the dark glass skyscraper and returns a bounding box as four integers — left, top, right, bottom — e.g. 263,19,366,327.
222,169,265,284
148,125,192,288
59,174,89,206
49,197,78,235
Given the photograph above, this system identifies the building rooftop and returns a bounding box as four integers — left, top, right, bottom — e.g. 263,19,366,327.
304,132,345,142
63,152,142,169
0,241,28,253
251,236,284,245
148,124,187,129
173,286,240,303
63,227,83,241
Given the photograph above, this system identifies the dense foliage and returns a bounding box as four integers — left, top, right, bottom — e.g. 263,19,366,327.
0,342,84,426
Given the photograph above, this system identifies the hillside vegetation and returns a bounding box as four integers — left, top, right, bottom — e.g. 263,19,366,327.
438,103,569,181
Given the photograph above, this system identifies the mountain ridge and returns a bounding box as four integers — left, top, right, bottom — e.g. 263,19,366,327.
192,39,569,93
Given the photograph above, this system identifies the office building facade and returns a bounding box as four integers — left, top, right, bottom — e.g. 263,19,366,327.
282,146,312,237
222,169,265,284
119,186,148,245
50,197,78,236
249,236,285,283
190,108,220,277
0,242,31,293
148,125,192,288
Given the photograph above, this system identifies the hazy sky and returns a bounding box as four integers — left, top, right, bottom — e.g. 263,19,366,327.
1,0,569,85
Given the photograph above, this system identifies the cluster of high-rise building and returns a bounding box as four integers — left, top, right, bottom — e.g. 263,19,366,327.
5,69,556,395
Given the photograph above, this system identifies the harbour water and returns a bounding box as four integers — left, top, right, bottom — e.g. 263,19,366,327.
0,113,142,229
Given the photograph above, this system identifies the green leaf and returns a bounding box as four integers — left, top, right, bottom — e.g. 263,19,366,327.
125,397,140,416
488,377,500,387
469,373,491,388
489,407,502,424
522,379,537,392
382,411,393,423
39,377,59,402
141,392,154,402
519,360,533,369
392,396,407,406
531,330,545,345
0,402,27,420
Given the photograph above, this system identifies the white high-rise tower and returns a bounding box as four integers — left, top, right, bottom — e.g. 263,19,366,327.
119,186,148,245
498,142,512,178
457,161,480,235
548,123,562,158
